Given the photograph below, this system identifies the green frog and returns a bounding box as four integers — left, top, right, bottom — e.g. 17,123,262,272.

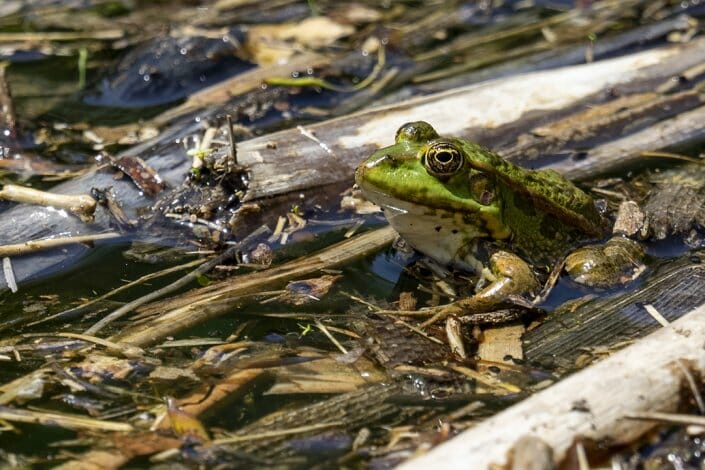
355,121,643,324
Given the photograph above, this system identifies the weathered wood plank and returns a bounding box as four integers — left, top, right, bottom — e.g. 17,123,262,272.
524,252,705,369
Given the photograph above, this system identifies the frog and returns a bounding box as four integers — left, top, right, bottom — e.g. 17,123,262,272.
354,121,643,325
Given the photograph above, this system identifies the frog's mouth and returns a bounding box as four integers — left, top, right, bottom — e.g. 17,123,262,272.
357,179,511,242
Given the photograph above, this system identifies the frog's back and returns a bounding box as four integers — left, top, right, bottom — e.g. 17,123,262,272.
509,167,603,236
459,141,603,238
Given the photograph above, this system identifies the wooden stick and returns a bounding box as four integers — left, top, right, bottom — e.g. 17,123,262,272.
0,184,96,222
0,232,120,257
0,405,133,432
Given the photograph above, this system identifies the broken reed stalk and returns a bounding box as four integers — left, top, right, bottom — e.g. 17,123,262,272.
0,405,133,432
0,184,96,222
0,232,120,257
110,225,397,346
0,30,124,42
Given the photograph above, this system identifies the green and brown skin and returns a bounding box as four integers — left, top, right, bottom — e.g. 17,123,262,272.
355,121,643,323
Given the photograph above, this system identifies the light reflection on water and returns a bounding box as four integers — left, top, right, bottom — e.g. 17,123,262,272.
369,248,408,284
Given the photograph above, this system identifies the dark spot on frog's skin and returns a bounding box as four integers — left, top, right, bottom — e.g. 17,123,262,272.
435,226,442,232
462,214,481,225
513,195,536,217
452,229,459,234
539,216,561,240
415,186,429,198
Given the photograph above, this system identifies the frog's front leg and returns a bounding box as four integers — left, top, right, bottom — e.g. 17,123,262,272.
564,236,644,288
421,251,540,327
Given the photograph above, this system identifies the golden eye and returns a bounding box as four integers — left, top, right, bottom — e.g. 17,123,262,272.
424,142,464,178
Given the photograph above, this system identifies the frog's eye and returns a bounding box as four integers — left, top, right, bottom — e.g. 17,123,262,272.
424,142,464,178
395,121,439,144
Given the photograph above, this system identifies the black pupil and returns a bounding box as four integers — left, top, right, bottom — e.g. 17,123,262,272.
435,150,453,163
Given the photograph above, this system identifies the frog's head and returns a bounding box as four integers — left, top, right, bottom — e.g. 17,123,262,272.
355,121,511,243
356,121,604,267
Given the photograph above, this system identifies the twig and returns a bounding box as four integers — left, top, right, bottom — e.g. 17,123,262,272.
226,114,237,165
0,30,124,42
643,304,670,327
677,359,705,414
0,406,133,432
0,184,96,222
532,258,566,306
50,332,145,359
0,62,17,142
450,365,521,394
397,318,444,345
0,232,120,257
85,226,270,334
575,442,590,470
315,320,347,354
154,338,225,349
624,411,705,427
639,150,704,165
211,421,343,445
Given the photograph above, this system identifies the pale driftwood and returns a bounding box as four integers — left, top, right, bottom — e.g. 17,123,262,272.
0,232,120,258
0,184,97,222
399,302,705,470
234,38,705,201
110,226,396,347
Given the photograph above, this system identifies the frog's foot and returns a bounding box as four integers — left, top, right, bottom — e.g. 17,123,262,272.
564,236,645,288
420,251,539,327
